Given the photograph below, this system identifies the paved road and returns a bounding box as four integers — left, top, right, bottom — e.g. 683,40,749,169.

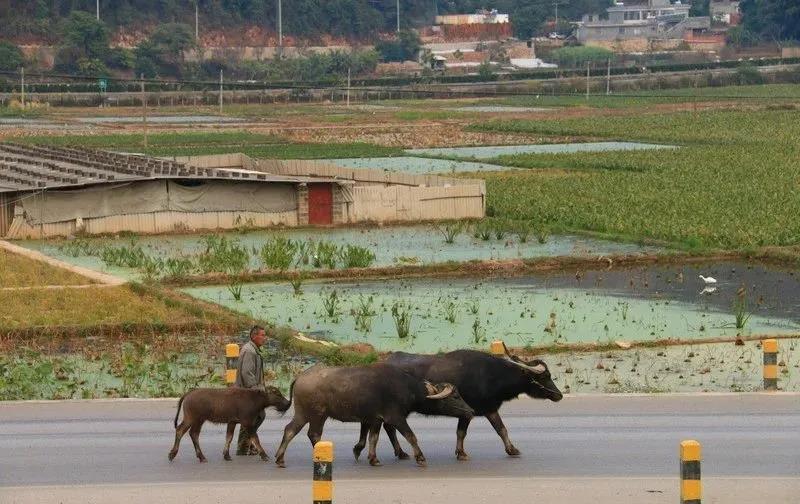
1,394,798,503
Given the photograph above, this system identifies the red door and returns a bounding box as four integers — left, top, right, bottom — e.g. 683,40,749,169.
308,183,333,225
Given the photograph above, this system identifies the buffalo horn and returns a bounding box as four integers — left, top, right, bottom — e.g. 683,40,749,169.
426,383,455,400
505,356,546,374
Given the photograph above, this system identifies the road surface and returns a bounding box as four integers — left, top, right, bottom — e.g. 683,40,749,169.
1,394,798,503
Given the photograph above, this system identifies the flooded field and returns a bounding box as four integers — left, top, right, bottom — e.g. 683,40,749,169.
405,141,677,159
328,156,512,173
450,106,553,113
17,225,661,279
183,262,800,353
74,115,244,124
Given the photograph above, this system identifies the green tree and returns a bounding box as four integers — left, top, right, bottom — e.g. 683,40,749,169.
134,23,195,78
740,0,800,41
376,29,421,62
0,41,24,71
61,11,110,60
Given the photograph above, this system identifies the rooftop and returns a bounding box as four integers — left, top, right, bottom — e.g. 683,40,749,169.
0,143,341,194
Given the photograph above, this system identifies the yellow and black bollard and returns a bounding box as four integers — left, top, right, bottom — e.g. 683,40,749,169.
490,340,509,357
313,441,333,504
680,440,701,504
763,339,778,391
225,343,239,386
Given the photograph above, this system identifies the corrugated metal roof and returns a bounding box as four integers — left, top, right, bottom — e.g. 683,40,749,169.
0,143,345,193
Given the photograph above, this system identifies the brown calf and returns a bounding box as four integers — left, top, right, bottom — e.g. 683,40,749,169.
168,386,290,463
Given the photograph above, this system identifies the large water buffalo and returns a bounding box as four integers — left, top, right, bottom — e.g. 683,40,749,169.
273,363,474,468
353,349,563,462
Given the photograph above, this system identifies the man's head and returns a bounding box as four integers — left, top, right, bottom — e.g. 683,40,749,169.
250,325,266,347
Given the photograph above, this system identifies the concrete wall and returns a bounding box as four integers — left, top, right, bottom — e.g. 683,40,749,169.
347,184,484,223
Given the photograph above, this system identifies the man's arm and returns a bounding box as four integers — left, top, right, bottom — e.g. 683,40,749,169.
238,348,261,389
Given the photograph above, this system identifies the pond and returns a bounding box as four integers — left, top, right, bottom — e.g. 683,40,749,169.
74,115,245,124
450,106,553,113
405,141,677,159
327,156,512,173
16,225,662,280
183,262,800,353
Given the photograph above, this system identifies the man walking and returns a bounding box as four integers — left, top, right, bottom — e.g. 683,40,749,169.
235,325,266,455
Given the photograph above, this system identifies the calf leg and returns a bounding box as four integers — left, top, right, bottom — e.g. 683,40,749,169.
168,421,191,461
223,422,236,461
189,423,206,463
382,424,410,460
367,421,383,467
455,416,473,461
353,422,369,461
274,416,308,468
388,417,427,467
486,411,520,456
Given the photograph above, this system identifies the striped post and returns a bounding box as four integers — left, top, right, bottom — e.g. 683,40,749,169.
680,440,701,504
225,343,239,386
313,441,333,504
490,340,508,356
763,339,778,391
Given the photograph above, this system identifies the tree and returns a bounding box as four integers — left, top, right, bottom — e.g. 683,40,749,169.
376,29,421,62
739,0,800,42
0,41,24,71
61,11,110,61
134,23,195,78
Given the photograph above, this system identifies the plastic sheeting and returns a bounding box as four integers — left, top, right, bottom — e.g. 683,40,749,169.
19,180,298,224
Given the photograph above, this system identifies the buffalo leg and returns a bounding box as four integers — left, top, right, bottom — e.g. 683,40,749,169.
274,416,307,468
168,421,191,461
455,416,473,461
389,417,426,467
189,423,206,462
486,411,520,456
223,422,236,461
367,421,382,466
307,417,326,447
353,422,369,461
382,424,410,460
241,421,269,462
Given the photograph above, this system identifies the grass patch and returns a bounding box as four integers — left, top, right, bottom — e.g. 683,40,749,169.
18,131,285,150
143,142,403,159
473,108,800,249
0,250,93,288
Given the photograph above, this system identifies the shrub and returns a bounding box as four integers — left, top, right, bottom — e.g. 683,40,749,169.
339,244,376,268
259,236,298,271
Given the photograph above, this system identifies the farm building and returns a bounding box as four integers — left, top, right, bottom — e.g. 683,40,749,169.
0,144,485,239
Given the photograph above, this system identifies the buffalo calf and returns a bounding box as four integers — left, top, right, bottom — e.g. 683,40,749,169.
168,386,290,463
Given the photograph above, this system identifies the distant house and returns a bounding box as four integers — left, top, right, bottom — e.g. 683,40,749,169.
432,9,513,41
710,0,740,25
576,0,710,44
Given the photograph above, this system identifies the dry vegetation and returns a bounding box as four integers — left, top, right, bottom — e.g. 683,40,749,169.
0,249,94,288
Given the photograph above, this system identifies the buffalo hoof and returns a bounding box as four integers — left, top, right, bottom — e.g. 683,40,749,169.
456,451,470,461
353,445,364,461
506,446,521,457
223,453,232,462
396,451,410,460
415,455,427,467
198,457,208,463
260,453,270,462
168,451,177,462
275,459,286,468
368,457,382,467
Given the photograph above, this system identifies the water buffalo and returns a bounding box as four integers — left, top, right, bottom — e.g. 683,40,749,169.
353,349,562,461
168,386,291,463
273,363,474,468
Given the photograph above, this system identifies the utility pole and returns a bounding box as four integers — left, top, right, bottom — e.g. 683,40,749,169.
20,67,25,108
397,0,400,32
346,67,351,107
141,74,148,150
219,69,223,114
277,0,283,49
96,0,99,20
195,2,199,40
606,58,611,95
586,61,590,99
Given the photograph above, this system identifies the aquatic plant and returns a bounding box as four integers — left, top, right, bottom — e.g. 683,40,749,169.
473,221,492,241
435,221,466,244
140,256,165,283
536,227,550,244
100,242,149,268
351,295,377,332
227,282,244,301
443,301,458,324
289,272,306,296
259,236,297,271
391,301,413,339
164,257,195,280
733,289,752,329
467,300,480,315
493,220,509,240
312,241,339,269
471,318,486,344
198,235,250,275
339,244,376,268
295,241,311,266
513,222,533,243
58,238,99,257
322,289,340,320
